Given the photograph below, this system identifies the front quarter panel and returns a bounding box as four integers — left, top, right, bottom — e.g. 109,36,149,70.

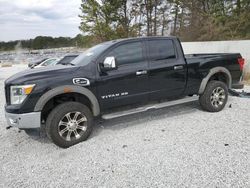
5,64,98,114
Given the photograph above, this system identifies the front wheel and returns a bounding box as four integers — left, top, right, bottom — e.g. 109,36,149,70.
45,102,93,148
199,81,228,112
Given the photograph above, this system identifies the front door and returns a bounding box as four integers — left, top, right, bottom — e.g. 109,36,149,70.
146,39,187,100
96,40,149,110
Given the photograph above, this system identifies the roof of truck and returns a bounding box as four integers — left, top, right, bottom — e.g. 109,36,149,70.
103,36,177,45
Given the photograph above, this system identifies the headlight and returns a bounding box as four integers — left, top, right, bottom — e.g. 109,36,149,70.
10,84,35,105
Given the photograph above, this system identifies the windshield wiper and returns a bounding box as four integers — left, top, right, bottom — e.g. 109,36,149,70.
60,62,75,66
68,62,75,66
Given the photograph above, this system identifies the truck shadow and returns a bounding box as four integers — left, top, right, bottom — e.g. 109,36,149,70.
91,101,201,138
26,101,202,144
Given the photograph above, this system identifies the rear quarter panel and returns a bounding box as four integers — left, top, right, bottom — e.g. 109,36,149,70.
185,53,242,95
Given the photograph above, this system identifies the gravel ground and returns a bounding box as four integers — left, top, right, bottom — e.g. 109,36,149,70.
0,65,250,188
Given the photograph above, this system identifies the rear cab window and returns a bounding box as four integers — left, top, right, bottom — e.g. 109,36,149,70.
147,39,177,61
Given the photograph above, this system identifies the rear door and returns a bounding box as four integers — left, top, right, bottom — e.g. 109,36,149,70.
96,40,149,110
147,39,187,100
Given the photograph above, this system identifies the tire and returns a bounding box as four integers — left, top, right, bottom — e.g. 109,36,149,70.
45,102,93,148
199,80,228,112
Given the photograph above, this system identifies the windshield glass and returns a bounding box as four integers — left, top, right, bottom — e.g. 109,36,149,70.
42,59,57,66
57,56,78,65
71,42,112,66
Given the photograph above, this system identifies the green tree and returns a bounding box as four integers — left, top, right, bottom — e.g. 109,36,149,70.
79,0,122,42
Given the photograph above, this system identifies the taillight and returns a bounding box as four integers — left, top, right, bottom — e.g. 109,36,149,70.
238,58,245,71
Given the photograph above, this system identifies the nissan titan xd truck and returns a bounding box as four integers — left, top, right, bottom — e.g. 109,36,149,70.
4,37,245,148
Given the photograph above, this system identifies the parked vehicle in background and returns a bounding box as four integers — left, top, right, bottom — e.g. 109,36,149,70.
28,58,48,69
4,36,245,148
56,55,79,65
33,58,59,68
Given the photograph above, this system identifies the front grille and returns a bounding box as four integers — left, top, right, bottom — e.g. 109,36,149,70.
5,85,10,105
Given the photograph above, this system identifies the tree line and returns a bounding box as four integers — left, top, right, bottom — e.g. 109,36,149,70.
79,0,250,42
1,0,249,51
0,35,94,51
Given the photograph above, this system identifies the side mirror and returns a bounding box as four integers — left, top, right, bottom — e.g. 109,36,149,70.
103,56,116,70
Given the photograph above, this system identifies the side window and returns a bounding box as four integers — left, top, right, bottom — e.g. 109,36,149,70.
148,39,176,61
107,42,144,66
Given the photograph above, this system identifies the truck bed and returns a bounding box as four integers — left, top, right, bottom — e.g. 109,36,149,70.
185,53,241,60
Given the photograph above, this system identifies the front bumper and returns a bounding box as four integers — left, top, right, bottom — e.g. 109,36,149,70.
5,111,41,129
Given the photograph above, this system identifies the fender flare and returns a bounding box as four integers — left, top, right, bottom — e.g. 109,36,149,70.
198,67,232,94
34,85,100,116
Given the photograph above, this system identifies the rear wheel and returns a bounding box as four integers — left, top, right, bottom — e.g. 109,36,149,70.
199,81,228,112
46,102,93,148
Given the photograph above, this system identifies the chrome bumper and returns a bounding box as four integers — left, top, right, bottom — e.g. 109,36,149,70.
5,111,41,129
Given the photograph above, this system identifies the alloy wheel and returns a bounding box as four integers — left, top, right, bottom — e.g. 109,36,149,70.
210,87,226,108
58,111,88,141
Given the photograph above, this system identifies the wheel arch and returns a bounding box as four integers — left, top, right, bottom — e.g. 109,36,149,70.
34,85,100,116
198,67,232,94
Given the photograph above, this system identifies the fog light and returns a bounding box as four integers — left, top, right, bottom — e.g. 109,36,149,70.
9,118,18,125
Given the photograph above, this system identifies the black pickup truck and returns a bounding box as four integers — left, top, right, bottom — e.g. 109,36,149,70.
4,36,245,148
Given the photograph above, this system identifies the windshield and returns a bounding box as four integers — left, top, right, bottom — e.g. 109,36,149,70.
57,56,78,65
71,42,112,66
41,59,57,66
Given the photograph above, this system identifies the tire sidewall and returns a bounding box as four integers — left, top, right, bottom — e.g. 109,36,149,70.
46,102,93,148
200,81,228,112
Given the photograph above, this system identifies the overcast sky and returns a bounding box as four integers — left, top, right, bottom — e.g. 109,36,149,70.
0,0,81,42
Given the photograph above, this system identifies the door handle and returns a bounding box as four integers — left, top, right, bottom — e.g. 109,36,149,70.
174,65,184,70
136,70,147,75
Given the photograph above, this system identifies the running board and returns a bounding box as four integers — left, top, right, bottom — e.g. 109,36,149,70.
102,96,199,120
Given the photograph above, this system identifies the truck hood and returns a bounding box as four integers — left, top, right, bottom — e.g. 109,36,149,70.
5,65,80,85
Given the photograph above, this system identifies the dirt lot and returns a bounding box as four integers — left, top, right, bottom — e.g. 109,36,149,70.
0,65,249,187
